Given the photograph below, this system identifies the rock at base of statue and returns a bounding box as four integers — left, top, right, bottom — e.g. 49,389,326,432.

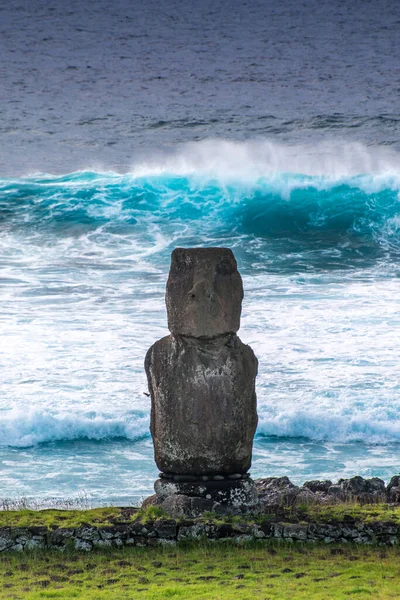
154,476,258,517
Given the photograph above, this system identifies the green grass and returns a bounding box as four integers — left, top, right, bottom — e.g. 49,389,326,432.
1,502,400,529
0,506,167,529
1,541,399,599
295,502,400,525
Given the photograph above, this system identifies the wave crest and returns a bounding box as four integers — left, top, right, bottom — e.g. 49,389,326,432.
2,406,400,447
1,168,399,254
258,408,400,445
0,409,149,448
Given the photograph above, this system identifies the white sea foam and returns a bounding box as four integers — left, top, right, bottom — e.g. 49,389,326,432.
2,404,400,448
257,409,400,445
129,139,400,182
0,409,149,448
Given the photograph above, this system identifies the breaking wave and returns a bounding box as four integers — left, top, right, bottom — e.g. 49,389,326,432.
1,140,399,256
257,408,400,445
2,406,400,447
0,409,149,448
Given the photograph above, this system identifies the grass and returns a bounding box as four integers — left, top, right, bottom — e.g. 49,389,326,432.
295,502,400,525
1,502,400,529
0,506,167,529
0,540,400,599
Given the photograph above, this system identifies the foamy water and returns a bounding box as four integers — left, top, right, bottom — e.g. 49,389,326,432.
1,141,399,504
1,0,400,504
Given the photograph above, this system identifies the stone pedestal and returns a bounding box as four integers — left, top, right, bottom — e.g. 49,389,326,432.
145,247,258,515
155,476,258,507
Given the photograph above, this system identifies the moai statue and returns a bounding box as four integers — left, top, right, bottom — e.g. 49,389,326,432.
145,248,258,514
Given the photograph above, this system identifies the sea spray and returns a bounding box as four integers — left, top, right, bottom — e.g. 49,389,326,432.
1,140,399,501
1,169,399,255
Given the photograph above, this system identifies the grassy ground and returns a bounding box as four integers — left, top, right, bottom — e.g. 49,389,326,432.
0,507,129,529
1,502,400,528
1,541,399,599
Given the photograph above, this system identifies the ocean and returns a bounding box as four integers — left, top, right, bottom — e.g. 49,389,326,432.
1,0,400,505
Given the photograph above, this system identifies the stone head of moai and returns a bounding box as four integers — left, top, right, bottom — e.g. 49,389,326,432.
166,247,244,338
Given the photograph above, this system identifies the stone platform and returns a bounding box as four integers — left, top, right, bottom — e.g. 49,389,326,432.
152,475,258,517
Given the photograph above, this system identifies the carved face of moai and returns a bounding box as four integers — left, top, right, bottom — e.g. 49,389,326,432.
166,248,244,338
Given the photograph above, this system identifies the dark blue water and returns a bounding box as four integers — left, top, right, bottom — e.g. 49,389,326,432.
1,0,400,506
1,0,400,174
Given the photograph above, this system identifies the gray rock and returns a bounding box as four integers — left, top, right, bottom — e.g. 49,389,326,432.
146,333,257,475
155,479,207,500
172,474,197,482
177,524,207,541
155,477,258,508
24,536,46,550
153,519,177,539
338,476,386,503
257,477,297,491
388,486,400,503
387,475,400,491
49,528,75,548
75,525,101,542
328,484,343,496
283,524,308,541
166,247,243,338
190,497,215,516
98,526,128,543
387,476,400,502
303,480,333,494
74,539,93,552
160,495,192,518
296,488,317,505
256,477,300,507
141,494,161,509
0,528,13,552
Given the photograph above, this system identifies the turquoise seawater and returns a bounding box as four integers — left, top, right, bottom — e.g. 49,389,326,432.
1,145,400,505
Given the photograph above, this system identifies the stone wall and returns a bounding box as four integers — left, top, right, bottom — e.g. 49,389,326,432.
1,516,399,552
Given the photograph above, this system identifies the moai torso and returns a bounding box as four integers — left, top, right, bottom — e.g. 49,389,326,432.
145,248,258,476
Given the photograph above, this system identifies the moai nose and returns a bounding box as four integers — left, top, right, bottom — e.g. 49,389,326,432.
187,279,214,300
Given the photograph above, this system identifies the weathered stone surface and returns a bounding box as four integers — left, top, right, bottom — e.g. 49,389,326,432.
153,519,178,539
146,247,257,511
75,525,101,542
303,480,333,494
388,475,400,490
160,495,192,519
255,476,391,509
387,476,400,502
256,477,301,508
339,476,386,503
155,477,258,508
296,488,317,505
49,528,75,548
166,247,243,338
2,507,400,551
283,524,308,541
146,333,257,475
74,539,93,552
0,528,13,552
141,494,161,509
190,497,215,516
